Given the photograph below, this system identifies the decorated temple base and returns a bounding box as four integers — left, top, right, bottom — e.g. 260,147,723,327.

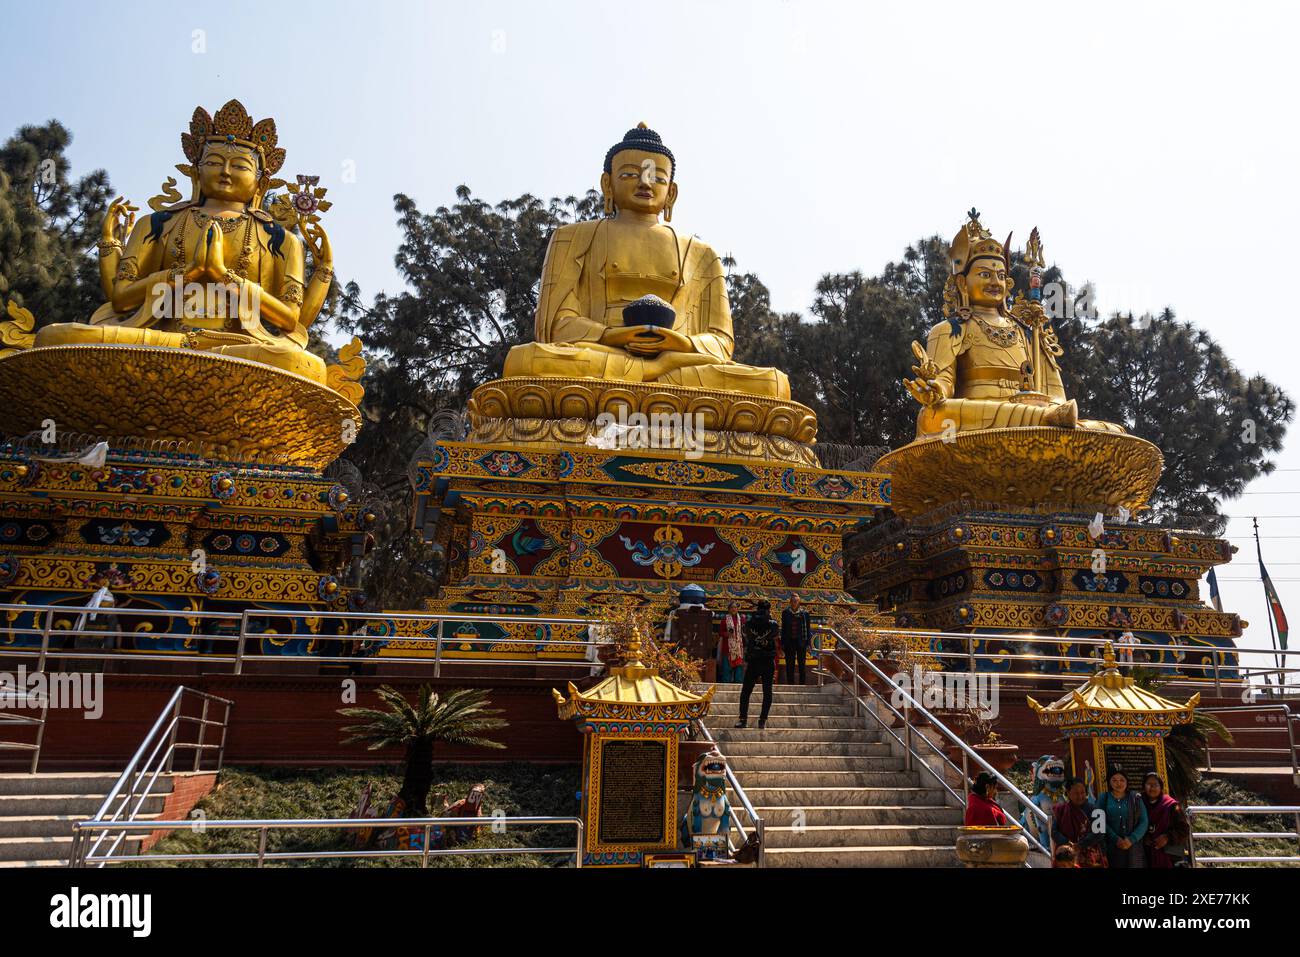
403,438,889,663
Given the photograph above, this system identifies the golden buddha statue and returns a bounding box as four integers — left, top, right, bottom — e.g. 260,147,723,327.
34,100,332,383
903,210,1123,439
502,123,789,399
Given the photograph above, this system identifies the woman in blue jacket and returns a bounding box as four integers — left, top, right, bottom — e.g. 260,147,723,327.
1097,767,1148,867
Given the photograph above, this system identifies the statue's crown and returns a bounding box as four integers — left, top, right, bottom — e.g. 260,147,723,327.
181,100,285,179
949,208,1006,275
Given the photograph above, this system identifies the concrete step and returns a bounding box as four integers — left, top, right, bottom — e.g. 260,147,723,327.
0,793,143,817
710,715,870,730
0,814,160,839
763,845,960,868
751,804,963,827
0,857,70,868
706,700,858,718
728,755,906,773
732,769,919,789
0,772,170,797
709,727,873,744
763,823,959,849
713,741,892,758
0,833,144,863
741,786,945,807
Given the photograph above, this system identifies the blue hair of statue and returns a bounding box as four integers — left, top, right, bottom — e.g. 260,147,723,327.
146,209,176,244
259,218,286,258
604,126,675,181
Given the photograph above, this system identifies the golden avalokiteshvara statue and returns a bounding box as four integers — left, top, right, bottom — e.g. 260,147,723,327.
34,100,334,384
904,210,1123,439
502,123,788,399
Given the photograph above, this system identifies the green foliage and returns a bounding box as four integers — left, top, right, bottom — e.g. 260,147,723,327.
0,120,112,327
339,685,508,815
145,764,581,868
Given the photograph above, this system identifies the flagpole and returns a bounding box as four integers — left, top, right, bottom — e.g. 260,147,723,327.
1253,516,1282,692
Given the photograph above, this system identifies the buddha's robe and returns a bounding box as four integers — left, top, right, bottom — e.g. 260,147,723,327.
916,314,1122,438
35,204,325,383
503,219,789,399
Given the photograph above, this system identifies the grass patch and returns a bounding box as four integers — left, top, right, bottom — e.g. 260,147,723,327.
142,764,582,867
1188,777,1299,868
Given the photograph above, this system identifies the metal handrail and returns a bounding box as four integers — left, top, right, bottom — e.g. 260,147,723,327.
70,815,585,868
691,715,765,866
817,627,1052,864
4,603,1289,695
1186,805,1300,866
0,690,47,774
1199,704,1299,777
71,685,233,868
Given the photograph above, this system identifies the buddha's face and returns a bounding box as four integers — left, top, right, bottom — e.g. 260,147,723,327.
961,257,1008,309
198,143,260,204
602,148,676,217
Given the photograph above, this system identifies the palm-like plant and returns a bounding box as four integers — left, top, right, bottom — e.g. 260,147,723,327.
339,686,508,816
1129,667,1234,800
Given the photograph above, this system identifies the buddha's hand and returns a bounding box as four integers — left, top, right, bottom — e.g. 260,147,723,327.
205,225,228,281
303,221,333,270
184,227,212,283
903,341,944,407
102,196,139,246
601,325,692,356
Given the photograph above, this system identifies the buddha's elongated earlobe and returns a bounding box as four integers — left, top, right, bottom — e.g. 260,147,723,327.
600,172,614,216
664,182,678,223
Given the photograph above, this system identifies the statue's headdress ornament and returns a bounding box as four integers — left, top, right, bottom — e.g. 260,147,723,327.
180,100,285,188
948,208,1009,276
604,122,675,180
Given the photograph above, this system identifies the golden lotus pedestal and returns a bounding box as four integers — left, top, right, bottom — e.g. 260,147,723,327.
467,375,820,467
876,427,1164,517
0,344,370,661
849,425,1242,678
0,345,360,470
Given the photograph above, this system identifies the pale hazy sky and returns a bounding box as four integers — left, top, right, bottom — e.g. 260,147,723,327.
3,0,1297,665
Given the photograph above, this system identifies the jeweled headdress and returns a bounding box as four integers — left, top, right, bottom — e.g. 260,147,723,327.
948,208,1009,276
179,99,285,193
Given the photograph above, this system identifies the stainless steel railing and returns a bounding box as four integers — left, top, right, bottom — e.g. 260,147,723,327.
691,715,765,866
71,685,233,867
817,627,1053,864
1186,805,1300,866
1200,704,1299,778
70,815,585,868
0,602,602,676
0,690,46,773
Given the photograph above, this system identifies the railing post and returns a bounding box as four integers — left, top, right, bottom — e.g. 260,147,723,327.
574,821,584,868
1211,652,1222,697
37,609,51,673
434,619,444,678
902,699,913,772
851,653,859,718
421,825,432,867
164,692,181,773
194,698,209,772
233,611,248,675
1186,810,1197,868
256,826,268,868
967,632,976,673
216,701,231,773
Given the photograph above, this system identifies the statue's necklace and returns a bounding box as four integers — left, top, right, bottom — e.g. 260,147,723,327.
972,314,1022,348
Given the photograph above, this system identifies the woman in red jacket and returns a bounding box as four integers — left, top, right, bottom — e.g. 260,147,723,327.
965,772,1008,826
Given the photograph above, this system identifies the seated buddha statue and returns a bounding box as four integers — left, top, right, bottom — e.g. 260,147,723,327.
903,210,1123,439
34,100,332,384
502,123,789,399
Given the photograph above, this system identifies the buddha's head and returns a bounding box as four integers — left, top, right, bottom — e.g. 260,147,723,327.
601,123,677,221
181,100,286,208
197,140,261,205
944,209,1013,317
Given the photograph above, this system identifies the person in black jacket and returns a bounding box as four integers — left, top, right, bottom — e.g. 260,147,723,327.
736,600,779,729
780,594,812,685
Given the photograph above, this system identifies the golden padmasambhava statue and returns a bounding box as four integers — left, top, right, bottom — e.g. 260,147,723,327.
904,210,1123,439
502,123,789,399
34,100,333,384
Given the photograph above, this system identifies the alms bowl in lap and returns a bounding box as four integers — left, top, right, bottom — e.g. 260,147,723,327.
877,427,1164,516
0,344,360,469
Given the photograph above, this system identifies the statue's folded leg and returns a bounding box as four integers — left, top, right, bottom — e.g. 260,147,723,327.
211,341,327,383
662,363,791,400
34,323,186,349
918,398,1062,437
503,341,642,381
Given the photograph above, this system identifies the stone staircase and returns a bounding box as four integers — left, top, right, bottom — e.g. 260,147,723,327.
702,683,961,867
0,772,165,867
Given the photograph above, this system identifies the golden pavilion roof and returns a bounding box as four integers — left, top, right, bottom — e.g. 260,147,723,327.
1027,643,1198,730
553,635,713,722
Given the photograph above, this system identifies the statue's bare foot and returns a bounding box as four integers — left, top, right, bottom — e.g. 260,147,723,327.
1045,399,1078,428
643,352,719,380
